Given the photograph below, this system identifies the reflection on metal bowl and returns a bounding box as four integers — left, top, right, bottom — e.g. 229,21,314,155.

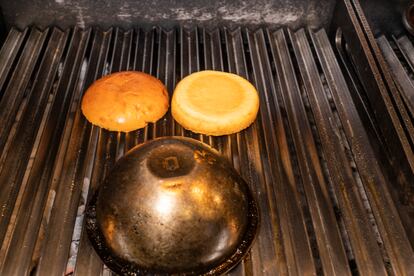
86,136,259,275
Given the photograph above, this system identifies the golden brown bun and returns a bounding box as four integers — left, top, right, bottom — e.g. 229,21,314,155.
81,71,169,132
172,70,259,136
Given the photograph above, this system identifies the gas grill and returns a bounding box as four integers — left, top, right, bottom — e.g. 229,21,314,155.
0,0,413,275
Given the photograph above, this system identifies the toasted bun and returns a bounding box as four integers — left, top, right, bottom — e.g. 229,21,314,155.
172,70,259,136
81,71,169,132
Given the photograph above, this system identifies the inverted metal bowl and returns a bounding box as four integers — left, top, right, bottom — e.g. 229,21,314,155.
86,136,259,275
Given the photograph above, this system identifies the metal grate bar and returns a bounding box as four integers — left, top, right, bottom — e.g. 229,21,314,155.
334,29,385,150
76,28,172,275
0,27,90,276
201,29,226,155
202,29,224,71
0,28,67,247
74,127,108,276
223,29,256,276
139,29,155,144
201,29,245,276
146,29,159,141
269,28,351,276
163,28,178,137
248,29,320,275
110,29,131,73
76,29,128,276
74,28,133,276
339,0,414,189
154,29,175,137
0,28,27,94
396,36,414,72
35,28,113,275
108,28,131,177
0,28,48,156
180,28,202,141
106,29,133,225
312,29,414,275
180,28,199,81
349,2,414,150
336,31,414,254
226,29,287,275
291,28,389,275
241,29,289,276
377,36,414,118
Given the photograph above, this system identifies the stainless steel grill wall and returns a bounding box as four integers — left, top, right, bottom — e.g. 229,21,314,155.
0,0,335,30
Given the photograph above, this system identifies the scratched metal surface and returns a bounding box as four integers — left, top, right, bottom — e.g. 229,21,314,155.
0,0,335,30
0,26,413,276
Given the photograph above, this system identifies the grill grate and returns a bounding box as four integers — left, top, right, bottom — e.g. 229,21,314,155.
377,35,414,120
0,26,413,275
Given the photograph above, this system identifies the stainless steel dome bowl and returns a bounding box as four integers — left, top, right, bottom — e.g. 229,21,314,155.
86,136,259,275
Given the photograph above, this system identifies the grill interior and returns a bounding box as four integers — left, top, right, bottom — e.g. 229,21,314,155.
0,23,413,276
378,35,414,118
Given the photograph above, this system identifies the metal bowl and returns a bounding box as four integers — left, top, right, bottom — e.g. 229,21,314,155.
86,136,259,275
